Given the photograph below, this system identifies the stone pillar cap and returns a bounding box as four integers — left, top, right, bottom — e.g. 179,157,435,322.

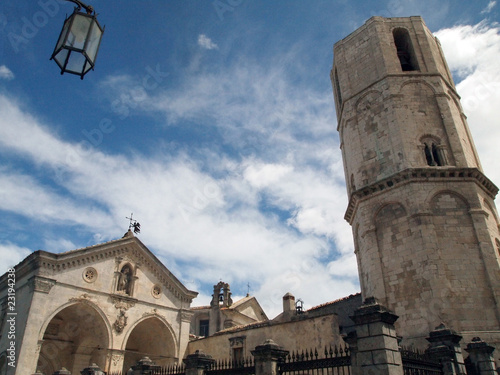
466,337,495,353
426,323,462,344
349,297,398,325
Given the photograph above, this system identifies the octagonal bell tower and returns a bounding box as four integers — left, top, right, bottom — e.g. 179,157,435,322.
332,16,500,348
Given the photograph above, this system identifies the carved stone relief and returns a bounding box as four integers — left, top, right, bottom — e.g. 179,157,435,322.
114,309,128,333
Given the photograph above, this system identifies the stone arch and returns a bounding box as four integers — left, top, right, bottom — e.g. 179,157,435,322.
398,79,436,95
354,89,383,115
37,301,112,375
392,27,419,71
374,201,408,223
38,299,113,345
122,315,178,371
428,190,470,212
397,81,452,168
35,352,57,375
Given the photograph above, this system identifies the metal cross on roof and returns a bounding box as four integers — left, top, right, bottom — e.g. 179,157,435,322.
126,213,141,234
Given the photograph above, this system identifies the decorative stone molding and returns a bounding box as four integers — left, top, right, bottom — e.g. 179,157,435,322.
152,284,162,299
69,293,93,303
345,167,499,223
114,309,128,333
180,309,194,323
29,276,56,294
110,294,137,311
107,349,125,372
82,267,98,283
229,336,246,347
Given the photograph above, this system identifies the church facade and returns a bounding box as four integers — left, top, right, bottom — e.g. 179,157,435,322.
0,230,197,375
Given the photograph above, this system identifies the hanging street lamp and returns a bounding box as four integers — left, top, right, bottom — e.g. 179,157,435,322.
50,0,104,79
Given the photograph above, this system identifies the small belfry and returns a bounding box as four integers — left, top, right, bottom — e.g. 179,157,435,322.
331,16,500,349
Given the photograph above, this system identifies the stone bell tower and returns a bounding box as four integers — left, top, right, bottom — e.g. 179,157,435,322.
331,16,500,348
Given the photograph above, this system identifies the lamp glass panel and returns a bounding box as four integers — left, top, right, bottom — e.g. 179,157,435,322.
85,20,103,63
66,14,92,50
55,17,71,52
65,51,87,74
53,48,69,69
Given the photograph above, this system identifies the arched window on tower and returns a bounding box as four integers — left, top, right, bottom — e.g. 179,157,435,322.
421,137,446,166
393,28,419,72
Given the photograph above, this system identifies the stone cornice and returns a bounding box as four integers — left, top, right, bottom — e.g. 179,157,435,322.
345,167,499,224
0,234,198,304
28,275,56,294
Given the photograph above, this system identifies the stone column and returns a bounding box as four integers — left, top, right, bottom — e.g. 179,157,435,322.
178,310,195,362
251,339,289,375
465,337,496,375
106,349,125,373
183,350,215,375
348,297,403,375
426,324,466,375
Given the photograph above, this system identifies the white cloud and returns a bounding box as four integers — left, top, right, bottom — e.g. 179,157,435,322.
436,21,500,186
0,65,14,80
0,91,354,317
481,0,496,14
244,163,293,189
0,243,31,274
198,34,218,50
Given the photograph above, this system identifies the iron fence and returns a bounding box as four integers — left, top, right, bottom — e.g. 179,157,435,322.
278,345,351,375
206,357,255,375
400,347,443,375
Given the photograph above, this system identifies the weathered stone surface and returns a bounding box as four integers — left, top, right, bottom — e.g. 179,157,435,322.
332,16,500,353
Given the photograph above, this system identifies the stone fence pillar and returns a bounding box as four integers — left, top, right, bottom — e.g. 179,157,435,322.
183,350,216,375
426,324,466,375
251,339,289,375
81,363,106,375
52,369,71,375
129,356,161,375
347,297,403,375
465,337,496,375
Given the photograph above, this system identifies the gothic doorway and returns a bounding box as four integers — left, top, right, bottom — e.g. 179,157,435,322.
122,316,177,371
37,302,110,374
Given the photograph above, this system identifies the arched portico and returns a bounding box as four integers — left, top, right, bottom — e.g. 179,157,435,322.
37,302,110,374
122,316,177,371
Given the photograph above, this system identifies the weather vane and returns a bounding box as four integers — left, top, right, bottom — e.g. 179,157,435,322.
126,213,141,234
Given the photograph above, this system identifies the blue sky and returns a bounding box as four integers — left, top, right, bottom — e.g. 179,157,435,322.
1,0,500,317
